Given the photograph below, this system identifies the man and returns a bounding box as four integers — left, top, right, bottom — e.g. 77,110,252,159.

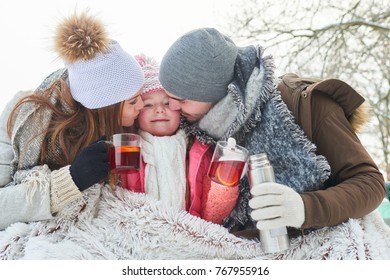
159,27,385,234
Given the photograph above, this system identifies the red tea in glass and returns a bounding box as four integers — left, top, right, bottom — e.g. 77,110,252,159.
207,138,249,187
208,160,246,187
109,146,141,173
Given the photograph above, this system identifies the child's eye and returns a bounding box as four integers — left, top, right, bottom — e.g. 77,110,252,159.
144,103,153,108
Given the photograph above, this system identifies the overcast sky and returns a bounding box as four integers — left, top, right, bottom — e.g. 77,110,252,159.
0,0,232,112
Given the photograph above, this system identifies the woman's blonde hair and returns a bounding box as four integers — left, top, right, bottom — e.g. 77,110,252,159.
7,78,132,170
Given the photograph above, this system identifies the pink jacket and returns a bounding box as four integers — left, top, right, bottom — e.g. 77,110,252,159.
122,138,239,225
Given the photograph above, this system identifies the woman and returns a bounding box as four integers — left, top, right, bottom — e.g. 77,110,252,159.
0,12,144,230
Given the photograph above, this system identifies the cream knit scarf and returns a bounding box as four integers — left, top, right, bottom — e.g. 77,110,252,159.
138,129,188,210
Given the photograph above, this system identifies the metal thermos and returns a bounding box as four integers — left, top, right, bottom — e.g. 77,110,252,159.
247,153,290,254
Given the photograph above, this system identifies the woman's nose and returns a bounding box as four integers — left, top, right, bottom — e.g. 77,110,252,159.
136,98,144,110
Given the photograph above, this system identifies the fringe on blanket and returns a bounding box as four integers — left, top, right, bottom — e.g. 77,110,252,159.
1,185,390,260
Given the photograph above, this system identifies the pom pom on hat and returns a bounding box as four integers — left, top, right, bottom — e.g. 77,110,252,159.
54,12,109,63
54,12,144,109
135,54,165,96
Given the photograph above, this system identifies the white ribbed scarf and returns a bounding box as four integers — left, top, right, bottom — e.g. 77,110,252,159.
138,129,188,210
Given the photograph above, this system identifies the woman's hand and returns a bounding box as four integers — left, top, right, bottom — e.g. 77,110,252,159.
70,138,110,191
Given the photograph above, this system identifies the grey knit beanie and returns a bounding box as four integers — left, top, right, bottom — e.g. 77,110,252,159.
160,28,238,103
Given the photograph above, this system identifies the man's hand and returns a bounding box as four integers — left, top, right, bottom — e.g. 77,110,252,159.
249,182,305,229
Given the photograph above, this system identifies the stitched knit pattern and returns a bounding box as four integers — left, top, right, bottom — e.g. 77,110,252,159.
201,177,239,224
139,129,188,210
9,69,84,215
50,165,83,213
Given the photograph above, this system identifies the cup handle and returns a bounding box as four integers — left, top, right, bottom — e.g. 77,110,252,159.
101,140,115,191
99,140,113,151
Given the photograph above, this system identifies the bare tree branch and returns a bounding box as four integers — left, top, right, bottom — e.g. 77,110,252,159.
223,0,390,179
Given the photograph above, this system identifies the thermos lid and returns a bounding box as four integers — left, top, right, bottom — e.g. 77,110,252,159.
248,153,271,169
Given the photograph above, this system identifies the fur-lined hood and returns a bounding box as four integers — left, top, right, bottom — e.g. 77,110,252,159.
278,73,370,136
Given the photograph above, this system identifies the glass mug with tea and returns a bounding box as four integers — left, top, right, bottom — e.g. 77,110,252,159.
106,133,141,190
108,133,141,172
208,138,249,187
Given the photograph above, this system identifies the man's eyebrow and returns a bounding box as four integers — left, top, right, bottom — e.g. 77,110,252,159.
168,96,185,101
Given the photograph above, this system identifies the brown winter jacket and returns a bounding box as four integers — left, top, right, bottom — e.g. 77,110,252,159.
278,73,386,229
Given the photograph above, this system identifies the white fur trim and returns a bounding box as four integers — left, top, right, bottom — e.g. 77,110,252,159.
1,186,390,260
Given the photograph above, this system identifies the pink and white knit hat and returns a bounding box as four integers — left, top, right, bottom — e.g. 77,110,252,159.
135,54,165,96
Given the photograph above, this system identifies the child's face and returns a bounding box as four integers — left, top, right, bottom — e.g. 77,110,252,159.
138,91,181,136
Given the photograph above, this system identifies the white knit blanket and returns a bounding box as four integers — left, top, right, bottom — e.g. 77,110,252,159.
1,185,390,260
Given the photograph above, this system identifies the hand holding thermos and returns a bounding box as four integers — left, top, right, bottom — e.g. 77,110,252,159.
249,181,305,229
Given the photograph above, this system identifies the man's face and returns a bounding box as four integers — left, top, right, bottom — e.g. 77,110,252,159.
165,91,214,123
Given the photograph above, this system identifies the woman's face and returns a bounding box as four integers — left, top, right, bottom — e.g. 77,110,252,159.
121,88,144,127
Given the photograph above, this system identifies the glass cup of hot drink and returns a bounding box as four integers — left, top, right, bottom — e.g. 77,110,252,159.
106,133,141,190
207,138,249,187
108,133,141,172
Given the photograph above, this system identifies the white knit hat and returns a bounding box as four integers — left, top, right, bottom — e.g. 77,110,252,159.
55,12,144,109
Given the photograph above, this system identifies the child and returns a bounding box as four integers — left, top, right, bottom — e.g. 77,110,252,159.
123,54,239,224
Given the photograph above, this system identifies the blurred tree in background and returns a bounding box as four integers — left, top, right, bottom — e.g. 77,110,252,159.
223,0,390,180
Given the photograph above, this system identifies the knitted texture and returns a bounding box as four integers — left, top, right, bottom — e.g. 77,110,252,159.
135,54,164,96
10,69,68,175
138,129,188,210
50,165,83,213
66,42,144,109
201,177,239,224
7,69,84,219
55,13,144,109
160,28,238,102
